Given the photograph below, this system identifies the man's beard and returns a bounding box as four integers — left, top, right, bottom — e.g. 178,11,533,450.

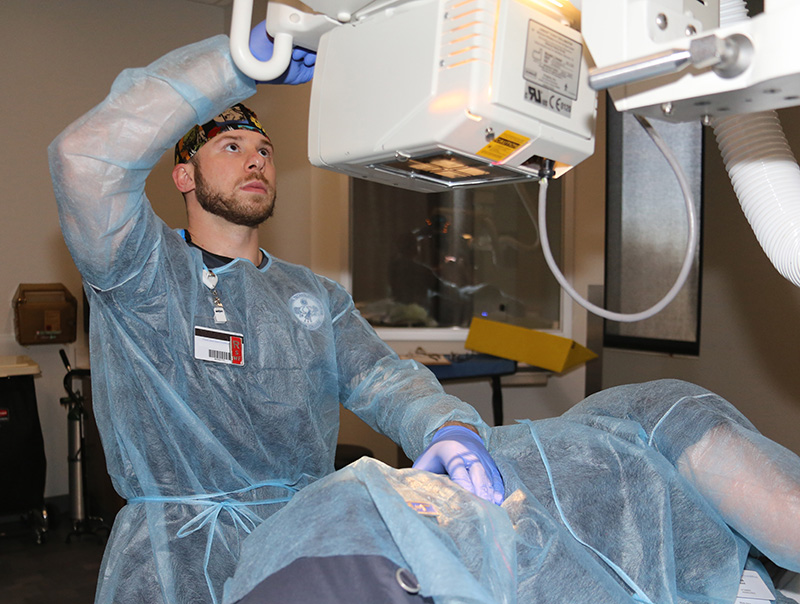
194,163,276,228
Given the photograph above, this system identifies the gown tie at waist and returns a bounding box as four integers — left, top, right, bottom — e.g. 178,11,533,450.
129,480,299,604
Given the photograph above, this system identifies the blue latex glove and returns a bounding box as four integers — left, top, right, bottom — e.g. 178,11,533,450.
413,425,505,505
249,20,316,85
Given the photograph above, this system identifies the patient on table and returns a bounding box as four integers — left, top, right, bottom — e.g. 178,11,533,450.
223,379,800,604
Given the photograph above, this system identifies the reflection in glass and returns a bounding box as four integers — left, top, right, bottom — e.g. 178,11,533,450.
351,178,563,331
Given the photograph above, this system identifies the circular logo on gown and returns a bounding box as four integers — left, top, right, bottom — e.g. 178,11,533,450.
289,292,325,330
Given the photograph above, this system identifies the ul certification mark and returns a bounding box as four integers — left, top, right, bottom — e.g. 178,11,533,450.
525,85,573,117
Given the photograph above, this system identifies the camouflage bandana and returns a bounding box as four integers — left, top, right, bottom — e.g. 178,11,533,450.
174,103,270,165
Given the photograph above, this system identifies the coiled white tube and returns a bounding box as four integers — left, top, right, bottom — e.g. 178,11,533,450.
718,0,749,24
538,116,699,323
711,0,800,286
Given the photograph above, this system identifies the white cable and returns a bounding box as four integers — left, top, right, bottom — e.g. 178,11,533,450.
538,115,699,323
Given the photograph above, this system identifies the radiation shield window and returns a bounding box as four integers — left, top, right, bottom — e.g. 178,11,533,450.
350,178,564,336
372,151,538,188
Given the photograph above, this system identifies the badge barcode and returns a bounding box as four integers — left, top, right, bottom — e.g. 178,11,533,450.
208,349,231,361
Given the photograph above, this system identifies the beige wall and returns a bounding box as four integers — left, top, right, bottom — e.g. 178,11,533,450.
602,107,800,457
1,0,225,498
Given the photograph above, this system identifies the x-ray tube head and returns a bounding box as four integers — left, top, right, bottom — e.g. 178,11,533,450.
307,0,597,193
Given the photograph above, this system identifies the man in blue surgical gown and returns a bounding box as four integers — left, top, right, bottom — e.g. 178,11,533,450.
48,32,503,604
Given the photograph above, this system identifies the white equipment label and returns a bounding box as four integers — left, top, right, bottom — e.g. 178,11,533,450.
734,570,774,603
523,19,583,116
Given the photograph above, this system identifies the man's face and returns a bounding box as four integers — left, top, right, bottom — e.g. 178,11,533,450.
190,130,277,228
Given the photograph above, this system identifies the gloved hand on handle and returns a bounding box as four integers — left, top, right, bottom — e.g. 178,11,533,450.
413,425,505,505
249,19,316,85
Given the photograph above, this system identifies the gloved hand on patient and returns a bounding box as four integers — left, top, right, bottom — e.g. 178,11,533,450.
249,19,316,85
413,425,505,505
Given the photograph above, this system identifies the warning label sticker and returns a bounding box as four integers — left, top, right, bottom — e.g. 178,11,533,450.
523,19,582,102
476,131,531,162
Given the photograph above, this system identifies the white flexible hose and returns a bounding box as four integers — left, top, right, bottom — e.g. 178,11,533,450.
718,0,749,25
547,0,800,323
711,0,800,287
538,115,699,323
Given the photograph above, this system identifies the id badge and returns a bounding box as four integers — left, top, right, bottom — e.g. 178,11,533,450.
194,325,245,366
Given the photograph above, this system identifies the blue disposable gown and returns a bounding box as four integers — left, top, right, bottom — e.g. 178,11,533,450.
48,35,489,604
223,380,800,604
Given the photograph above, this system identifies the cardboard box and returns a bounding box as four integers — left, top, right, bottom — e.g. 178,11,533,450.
465,317,597,373
13,283,77,346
